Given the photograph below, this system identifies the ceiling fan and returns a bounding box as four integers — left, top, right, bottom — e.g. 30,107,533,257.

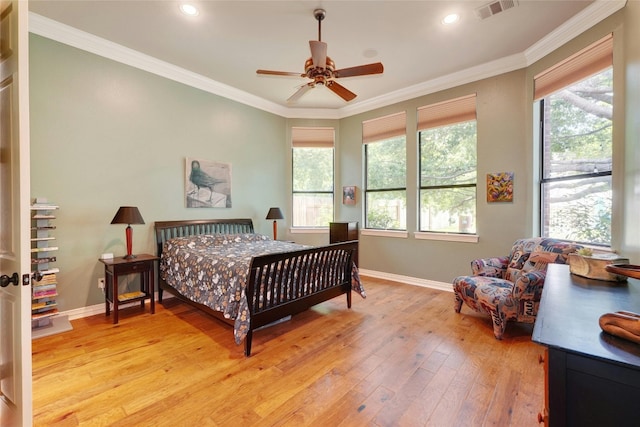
256,8,384,103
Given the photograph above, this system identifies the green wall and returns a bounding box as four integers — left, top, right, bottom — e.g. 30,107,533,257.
30,3,640,312
334,7,636,284
30,35,287,311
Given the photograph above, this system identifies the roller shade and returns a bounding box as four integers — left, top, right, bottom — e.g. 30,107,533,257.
291,127,334,148
417,94,477,131
362,111,407,144
534,33,613,100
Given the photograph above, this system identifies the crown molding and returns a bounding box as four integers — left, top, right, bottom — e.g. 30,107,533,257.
29,0,626,120
28,12,292,117
524,0,626,64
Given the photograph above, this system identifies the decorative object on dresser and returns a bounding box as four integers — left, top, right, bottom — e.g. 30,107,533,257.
265,207,284,240
453,237,582,339
99,254,158,324
599,310,640,344
568,248,629,281
604,263,640,280
110,206,145,259
155,218,363,356
329,221,358,266
532,264,640,426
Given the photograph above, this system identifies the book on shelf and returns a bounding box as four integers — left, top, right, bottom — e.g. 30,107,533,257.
31,225,56,230
33,290,58,299
31,257,56,264
31,204,59,210
33,275,57,286
38,268,59,275
118,291,145,302
32,300,57,310
31,236,55,242
30,246,59,253
32,282,56,291
32,214,55,219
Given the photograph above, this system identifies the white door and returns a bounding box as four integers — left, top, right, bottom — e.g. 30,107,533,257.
0,0,32,425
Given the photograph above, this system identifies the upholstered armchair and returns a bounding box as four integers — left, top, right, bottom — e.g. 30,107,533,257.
453,237,582,339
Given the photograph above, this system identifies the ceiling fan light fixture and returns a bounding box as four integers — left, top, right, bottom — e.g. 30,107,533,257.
179,3,199,17
256,8,383,104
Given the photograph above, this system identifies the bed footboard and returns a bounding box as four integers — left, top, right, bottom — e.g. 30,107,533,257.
244,241,357,356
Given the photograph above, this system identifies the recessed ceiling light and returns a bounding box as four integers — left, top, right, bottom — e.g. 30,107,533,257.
179,3,199,17
442,13,460,25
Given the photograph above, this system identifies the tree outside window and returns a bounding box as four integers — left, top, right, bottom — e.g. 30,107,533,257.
419,121,477,233
540,67,612,245
364,136,406,230
292,127,334,227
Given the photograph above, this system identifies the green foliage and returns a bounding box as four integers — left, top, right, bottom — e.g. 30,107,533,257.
365,137,407,230
419,121,477,232
543,68,613,245
365,137,406,189
420,121,477,186
292,147,333,227
366,190,406,230
293,147,333,191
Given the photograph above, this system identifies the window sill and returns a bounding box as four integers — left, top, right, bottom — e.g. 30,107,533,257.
361,229,409,238
289,227,328,234
414,231,479,243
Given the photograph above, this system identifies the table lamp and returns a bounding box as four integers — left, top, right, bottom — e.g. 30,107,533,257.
266,207,284,240
111,206,145,259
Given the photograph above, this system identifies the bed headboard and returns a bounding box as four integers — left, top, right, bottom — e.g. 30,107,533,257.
154,218,254,256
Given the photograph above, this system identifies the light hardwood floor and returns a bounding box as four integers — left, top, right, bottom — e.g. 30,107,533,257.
32,277,544,426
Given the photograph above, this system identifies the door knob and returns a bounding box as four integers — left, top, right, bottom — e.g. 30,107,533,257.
0,272,20,287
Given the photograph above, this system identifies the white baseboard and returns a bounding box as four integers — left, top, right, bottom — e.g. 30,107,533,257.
59,274,449,321
60,291,173,321
358,269,453,293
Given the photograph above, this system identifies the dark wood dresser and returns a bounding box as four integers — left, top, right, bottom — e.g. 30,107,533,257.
329,221,358,266
532,264,640,427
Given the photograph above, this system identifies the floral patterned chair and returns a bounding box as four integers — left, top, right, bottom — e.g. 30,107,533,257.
453,237,582,339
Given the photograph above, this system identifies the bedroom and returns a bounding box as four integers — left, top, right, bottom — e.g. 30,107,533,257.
4,0,640,425
25,0,638,316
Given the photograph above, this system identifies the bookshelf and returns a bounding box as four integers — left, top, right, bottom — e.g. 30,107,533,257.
30,198,59,330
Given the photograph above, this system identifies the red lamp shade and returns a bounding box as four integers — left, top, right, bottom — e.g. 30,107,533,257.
111,206,145,259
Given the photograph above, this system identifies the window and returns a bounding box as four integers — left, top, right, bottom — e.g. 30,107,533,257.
535,34,613,246
363,112,407,230
292,127,334,227
418,95,477,234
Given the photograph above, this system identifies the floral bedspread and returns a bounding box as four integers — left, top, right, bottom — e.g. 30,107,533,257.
159,233,364,344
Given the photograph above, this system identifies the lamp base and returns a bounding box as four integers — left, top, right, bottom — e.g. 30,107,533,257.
123,254,137,260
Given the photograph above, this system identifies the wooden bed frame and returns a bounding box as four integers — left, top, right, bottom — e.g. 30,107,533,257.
154,218,358,356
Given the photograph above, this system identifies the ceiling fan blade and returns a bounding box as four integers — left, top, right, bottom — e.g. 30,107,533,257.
257,69,304,77
310,40,327,69
326,80,357,102
287,83,314,103
334,62,384,78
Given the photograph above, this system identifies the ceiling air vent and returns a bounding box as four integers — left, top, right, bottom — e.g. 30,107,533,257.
475,0,519,20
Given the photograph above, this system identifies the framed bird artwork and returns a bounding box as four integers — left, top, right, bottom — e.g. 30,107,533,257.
185,158,232,208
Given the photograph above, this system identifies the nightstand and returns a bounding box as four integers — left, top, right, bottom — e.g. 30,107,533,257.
99,254,158,324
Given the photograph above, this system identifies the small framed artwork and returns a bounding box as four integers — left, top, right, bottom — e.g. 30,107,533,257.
487,172,514,203
185,157,232,208
343,186,356,205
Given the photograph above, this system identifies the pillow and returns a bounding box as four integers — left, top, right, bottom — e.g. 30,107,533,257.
528,251,561,264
